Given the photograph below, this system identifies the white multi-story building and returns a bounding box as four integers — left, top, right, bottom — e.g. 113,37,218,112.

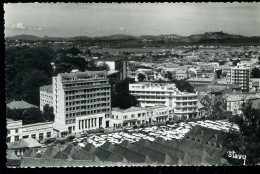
40,85,53,111
6,119,54,144
129,83,198,118
227,66,250,92
53,71,111,135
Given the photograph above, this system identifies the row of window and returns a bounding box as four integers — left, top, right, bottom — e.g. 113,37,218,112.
64,81,108,88
136,96,166,100
40,93,53,98
65,108,110,118
66,119,75,123
176,96,197,100
175,108,196,112
65,93,110,100
65,88,110,95
65,98,110,106
6,132,52,143
139,101,166,104
65,103,109,111
176,102,197,106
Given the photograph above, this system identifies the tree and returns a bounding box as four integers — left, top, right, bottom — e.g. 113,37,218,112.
138,73,146,82
7,108,44,125
22,108,44,125
223,101,260,165
171,79,195,93
5,47,55,105
251,68,260,78
167,71,173,80
68,47,82,56
42,104,55,122
85,60,110,71
110,78,139,109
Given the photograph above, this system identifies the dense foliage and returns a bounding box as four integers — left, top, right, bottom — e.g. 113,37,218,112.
6,47,55,105
171,79,195,93
85,60,110,71
251,67,260,78
6,104,55,125
137,73,146,82
223,101,260,165
110,78,139,109
42,104,55,122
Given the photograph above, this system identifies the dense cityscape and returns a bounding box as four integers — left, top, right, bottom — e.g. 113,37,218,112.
5,3,260,167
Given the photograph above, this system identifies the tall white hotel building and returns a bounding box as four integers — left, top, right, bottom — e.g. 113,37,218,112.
129,83,198,119
52,71,111,134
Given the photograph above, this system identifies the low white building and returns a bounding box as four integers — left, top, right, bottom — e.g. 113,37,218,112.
6,119,55,144
110,106,174,129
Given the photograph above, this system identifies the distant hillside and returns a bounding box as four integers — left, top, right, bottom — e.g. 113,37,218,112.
6,32,260,45
6,34,42,41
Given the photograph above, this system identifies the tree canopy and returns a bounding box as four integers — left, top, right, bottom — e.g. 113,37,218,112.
110,78,139,109
86,60,110,71
224,101,260,165
42,104,55,122
251,68,260,78
6,47,55,105
171,79,195,93
6,108,43,125
137,73,146,82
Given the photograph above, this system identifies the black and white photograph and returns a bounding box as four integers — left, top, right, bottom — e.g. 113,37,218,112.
4,2,260,167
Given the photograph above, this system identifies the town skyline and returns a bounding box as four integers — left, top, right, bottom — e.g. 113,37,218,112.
4,3,260,37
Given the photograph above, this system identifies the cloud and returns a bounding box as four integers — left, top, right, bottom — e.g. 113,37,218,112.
7,23,43,31
118,27,125,31
10,23,26,30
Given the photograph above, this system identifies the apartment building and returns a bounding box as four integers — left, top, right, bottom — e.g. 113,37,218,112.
227,66,250,92
6,119,54,143
40,85,53,111
53,71,111,134
129,83,198,119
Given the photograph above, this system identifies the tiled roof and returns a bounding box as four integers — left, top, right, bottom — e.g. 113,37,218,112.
23,148,37,158
101,141,115,151
42,146,60,159
83,143,97,153
136,139,185,164
8,138,42,149
71,148,98,161
7,100,38,109
111,145,152,164
92,147,126,162
6,150,20,160
128,143,173,164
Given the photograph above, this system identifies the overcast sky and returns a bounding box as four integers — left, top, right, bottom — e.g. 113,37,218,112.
4,3,260,37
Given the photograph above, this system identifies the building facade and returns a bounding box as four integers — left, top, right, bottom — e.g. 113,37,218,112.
40,85,53,111
227,66,250,92
6,119,54,144
110,106,174,129
129,83,198,119
53,71,111,134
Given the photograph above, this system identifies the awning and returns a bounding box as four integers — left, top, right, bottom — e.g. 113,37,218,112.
53,123,68,132
123,119,137,123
